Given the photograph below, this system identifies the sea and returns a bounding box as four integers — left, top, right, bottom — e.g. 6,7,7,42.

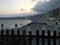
0,19,32,30
0,19,60,30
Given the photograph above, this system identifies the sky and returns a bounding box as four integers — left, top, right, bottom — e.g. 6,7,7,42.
33,0,60,13
0,0,39,14
0,0,60,17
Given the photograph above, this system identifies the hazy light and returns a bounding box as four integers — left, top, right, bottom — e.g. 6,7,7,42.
46,0,50,1
40,0,50,2
0,0,50,14
0,0,39,14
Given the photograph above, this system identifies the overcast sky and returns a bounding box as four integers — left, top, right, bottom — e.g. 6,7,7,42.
0,0,60,17
33,0,60,13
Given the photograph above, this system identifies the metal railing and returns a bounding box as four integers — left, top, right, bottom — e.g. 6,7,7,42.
0,30,60,45
0,23,59,45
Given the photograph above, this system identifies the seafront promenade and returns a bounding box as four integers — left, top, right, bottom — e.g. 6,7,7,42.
0,19,60,45
0,19,60,35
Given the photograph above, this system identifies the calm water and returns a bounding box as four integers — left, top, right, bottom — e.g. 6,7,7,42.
0,19,32,29
0,19,60,30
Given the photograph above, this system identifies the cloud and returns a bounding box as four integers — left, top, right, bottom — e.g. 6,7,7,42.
32,0,60,13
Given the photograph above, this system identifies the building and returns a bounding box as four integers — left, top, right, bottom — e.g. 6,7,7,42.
54,8,60,18
58,7,60,18
31,7,60,23
49,7,60,18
